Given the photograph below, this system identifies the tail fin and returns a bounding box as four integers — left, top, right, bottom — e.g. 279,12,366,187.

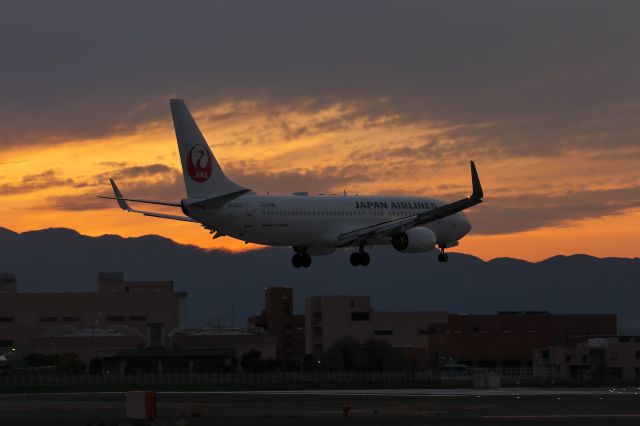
170,99,249,198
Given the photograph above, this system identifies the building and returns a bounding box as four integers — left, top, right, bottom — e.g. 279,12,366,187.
427,312,617,367
248,287,305,362
0,272,187,358
99,327,278,374
172,327,277,359
305,295,617,368
534,336,640,383
32,329,145,364
305,295,448,366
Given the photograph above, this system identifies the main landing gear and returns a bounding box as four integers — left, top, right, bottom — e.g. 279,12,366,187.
437,246,449,263
350,246,370,267
292,247,312,268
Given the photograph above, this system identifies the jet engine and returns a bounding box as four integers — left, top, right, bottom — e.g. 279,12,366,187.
391,227,437,253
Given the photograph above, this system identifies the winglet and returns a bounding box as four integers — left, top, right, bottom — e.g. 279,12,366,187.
470,161,483,200
109,178,131,211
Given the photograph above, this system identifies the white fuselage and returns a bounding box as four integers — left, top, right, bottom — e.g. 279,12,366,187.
185,193,472,252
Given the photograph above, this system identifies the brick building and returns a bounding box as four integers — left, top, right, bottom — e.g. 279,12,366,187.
248,287,305,362
304,294,617,368
534,336,640,383
0,272,186,357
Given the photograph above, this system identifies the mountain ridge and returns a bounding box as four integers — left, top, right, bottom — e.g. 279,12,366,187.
1,227,638,332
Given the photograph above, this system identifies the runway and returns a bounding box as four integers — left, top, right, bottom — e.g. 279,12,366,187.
2,388,640,425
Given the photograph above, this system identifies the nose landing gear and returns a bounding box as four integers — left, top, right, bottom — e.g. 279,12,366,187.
437,246,449,263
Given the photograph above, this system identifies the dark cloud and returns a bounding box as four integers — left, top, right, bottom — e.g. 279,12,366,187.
54,173,185,212
226,163,373,195
1,0,638,158
111,164,175,179
465,186,640,235
74,163,180,189
0,170,74,195
46,194,111,211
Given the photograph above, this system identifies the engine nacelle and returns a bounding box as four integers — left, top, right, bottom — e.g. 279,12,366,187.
391,227,437,253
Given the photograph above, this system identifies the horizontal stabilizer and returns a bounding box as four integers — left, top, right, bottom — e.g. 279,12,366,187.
100,179,195,223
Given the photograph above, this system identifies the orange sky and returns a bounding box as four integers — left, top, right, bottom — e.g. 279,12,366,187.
0,99,638,261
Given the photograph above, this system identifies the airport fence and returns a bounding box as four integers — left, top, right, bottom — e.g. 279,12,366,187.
0,367,562,393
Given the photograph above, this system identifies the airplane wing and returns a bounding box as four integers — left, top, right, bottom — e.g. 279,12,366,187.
337,161,483,247
100,179,196,223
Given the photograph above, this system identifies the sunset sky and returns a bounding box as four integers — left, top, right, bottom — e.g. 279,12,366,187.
1,1,638,261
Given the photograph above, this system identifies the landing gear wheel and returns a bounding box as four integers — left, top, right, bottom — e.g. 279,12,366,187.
350,252,361,266
360,252,370,266
438,252,449,263
292,254,303,268
301,254,312,268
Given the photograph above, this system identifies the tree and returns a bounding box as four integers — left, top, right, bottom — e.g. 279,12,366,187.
88,357,103,375
240,350,279,373
54,353,86,374
321,338,410,371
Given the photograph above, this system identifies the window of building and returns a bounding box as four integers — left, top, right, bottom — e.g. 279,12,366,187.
107,316,126,322
542,350,550,359
473,327,480,334
40,316,58,322
283,306,290,315
129,316,147,321
636,351,640,360
62,316,81,322
419,327,436,335
374,330,393,336
351,312,370,321
565,355,572,363
610,352,618,361
582,355,588,363
0,317,14,322
0,339,13,348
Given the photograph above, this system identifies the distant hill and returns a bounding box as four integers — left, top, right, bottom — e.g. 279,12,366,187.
1,227,639,332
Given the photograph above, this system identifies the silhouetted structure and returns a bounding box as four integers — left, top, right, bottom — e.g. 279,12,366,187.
247,287,305,362
305,295,617,368
0,272,186,361
534,336,640,383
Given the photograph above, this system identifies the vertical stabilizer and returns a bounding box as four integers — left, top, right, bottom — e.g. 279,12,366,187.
170,99,248,198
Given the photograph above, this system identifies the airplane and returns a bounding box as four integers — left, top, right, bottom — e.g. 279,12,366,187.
100,99,484,268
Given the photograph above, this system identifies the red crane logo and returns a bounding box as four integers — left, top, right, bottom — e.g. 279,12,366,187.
186,144,212,182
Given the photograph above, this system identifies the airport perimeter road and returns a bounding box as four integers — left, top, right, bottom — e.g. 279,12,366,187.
1,388,640,425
